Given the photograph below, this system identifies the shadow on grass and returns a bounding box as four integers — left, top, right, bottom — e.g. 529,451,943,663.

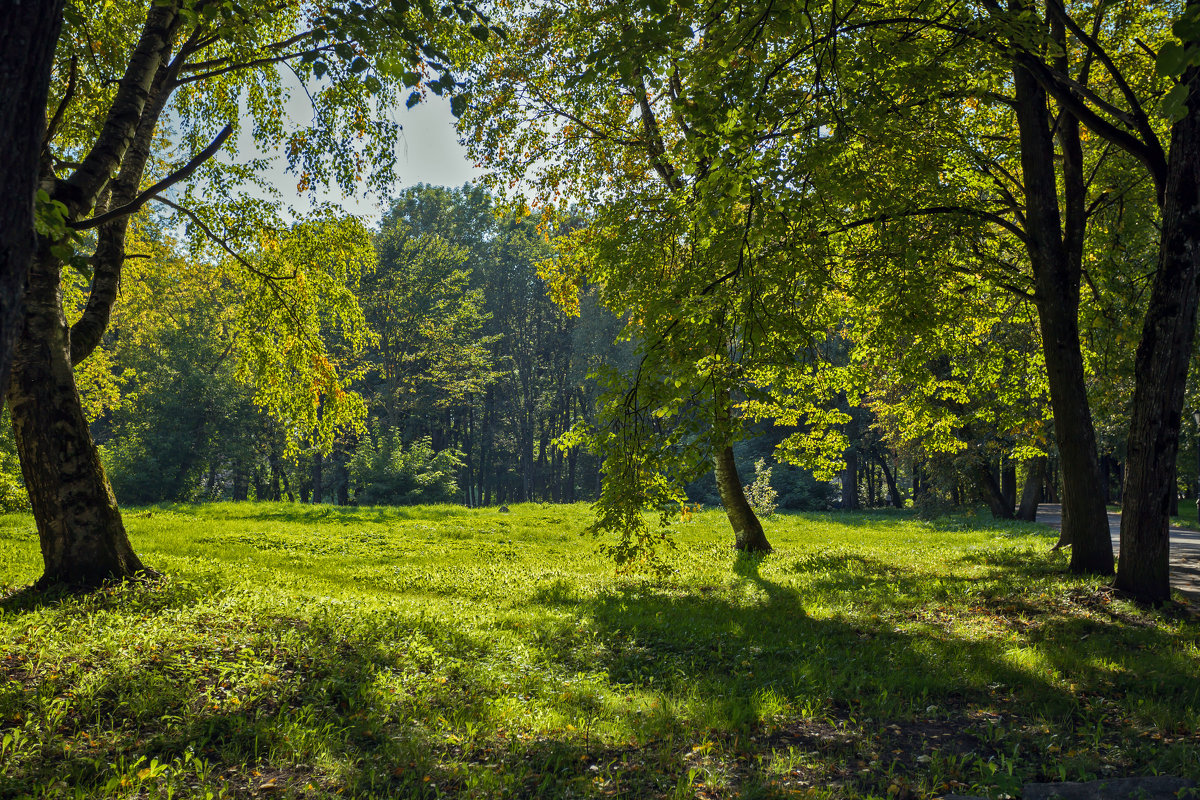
2,552,1198,798
158,501,489,527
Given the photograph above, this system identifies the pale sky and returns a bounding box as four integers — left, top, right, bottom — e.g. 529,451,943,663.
231,72,484,223
339,95,484,218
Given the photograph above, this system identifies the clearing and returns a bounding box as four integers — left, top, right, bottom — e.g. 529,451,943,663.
0,503,1196,799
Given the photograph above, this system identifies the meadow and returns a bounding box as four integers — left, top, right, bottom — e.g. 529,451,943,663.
0,503,1196,799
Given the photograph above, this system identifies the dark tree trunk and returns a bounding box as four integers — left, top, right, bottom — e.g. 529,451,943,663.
973,459,1014,520
1016,457,1046,522
8,251,145,587
877,454,903,508
1115,59,1200,604
1012,58,1113,574
232,463,248,501
714,444,771,552
0,1,62,403
842,449,860,510
1043,461,1060,503
1001,460,1017,511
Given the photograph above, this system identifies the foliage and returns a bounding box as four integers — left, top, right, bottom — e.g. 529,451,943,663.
348,430,463,505
0,423,28,514
743,459,778,519
0,504,1198,798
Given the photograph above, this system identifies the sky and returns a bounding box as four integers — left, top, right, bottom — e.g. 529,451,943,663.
341,95,484,217
237,82,484,222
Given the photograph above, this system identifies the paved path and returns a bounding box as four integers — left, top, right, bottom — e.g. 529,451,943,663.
1036,503,1200,598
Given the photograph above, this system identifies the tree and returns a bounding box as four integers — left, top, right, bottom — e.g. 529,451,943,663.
19,0,483,587
455,0,837,558
0,1,63,404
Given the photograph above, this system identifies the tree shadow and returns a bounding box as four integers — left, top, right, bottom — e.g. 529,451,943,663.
2,546,1198,798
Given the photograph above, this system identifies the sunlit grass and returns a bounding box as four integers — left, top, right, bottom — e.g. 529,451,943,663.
0,503,1197,798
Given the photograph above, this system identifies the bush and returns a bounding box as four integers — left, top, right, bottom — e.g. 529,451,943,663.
349,430,463,505
744,458,779,518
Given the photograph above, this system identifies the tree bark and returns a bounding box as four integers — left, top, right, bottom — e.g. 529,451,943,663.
1012,58,1113,574
1116,73,1200,602
0,1,62,404
1016,456,1045,522
714,444,771,552
8,250,145,587
312,450,323,503
842,448,859,510
713,390,769,552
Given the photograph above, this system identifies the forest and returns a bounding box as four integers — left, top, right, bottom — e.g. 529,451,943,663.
1,0,1200,797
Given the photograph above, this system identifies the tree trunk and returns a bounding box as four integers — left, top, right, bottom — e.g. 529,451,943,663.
1001,460,1017,511
1115,58,1200,603
714,444,770,552
1016,456,1045,522
713,389,769,552
311,450,322,503
877,454,903,508
0,1,62,404
232,463,248,501
842,449,860,510
1012,58,1113,574
973,459,1013,520
8,251,146,587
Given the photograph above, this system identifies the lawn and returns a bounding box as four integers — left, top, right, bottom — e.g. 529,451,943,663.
0,503,1196,799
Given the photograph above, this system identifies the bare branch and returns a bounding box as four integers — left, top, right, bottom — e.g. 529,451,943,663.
43,56,78,151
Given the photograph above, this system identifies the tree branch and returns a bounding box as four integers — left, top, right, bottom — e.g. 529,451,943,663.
70,124,233,231
826,205,1029,244
42,55,77,151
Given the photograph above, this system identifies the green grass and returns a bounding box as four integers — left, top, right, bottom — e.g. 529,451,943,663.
0,503,1198,799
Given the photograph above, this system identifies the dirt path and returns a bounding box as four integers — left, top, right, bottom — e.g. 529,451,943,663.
1036,503,1200,599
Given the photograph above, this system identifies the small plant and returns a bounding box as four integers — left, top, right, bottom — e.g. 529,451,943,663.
744,458,778,518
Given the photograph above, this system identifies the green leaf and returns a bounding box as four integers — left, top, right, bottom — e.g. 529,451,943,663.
1162,82,1190,123
406,91,422,109
68,254,94,280
449,94,469,117
312,61,328,80
49,241,73,263
350,56,369,73
1157,41,1188,78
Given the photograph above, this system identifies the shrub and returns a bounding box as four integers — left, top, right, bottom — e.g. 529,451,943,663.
744,458,778,518
349,429,463,505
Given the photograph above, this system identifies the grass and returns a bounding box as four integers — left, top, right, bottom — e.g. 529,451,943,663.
0,502,1197,799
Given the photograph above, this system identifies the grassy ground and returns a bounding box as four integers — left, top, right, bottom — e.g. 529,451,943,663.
0,503,1197,799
